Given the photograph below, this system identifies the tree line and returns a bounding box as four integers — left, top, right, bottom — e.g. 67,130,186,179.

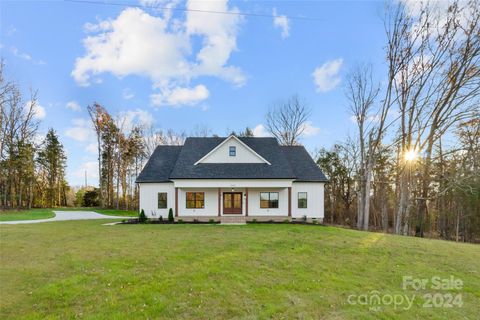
0,63,68,208
315,1,480,243
1,1,477,243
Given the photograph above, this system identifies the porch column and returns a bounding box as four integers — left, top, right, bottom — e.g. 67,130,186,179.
175,187,178,217
288,187,292,217
218,188,221,217
245,188,249,216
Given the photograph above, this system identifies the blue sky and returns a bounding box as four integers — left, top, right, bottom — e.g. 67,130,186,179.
1,0,387,186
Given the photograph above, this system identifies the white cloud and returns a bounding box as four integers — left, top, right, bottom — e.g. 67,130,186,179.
349,114,381,124
11,46,46,65
73,161,99,179
72,0,244,106
24,101,46,119
33,104,46,119
253,122,319,138
12,47,31,61
117,108,154,130
33,132,45,146
312,58,343,92
66,100,81,112
65,118,94,142
7,26,16,36
253,124,270,137
83,20,112,33
301,121,320,137
85,142,98,154
150,85,209,106
122,88,135,100
272,8,290,38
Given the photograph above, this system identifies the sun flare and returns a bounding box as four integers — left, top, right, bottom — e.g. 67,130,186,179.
404,149,418,162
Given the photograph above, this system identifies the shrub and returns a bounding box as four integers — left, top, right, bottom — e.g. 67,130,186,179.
193,218,199,224
83,188,100,207
159,216,163,222
312,219,318,225
208,219,215,224
302,215,307,222
283,219,290,224
178,219,184,224
252,219,257,223
168,208,174,223
139,209,148,224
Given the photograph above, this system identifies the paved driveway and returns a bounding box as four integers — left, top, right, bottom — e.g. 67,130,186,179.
0,211,128,225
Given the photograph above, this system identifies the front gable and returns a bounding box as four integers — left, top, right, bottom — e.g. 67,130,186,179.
195,135,271,165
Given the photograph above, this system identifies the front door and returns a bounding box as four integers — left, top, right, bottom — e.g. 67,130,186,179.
223,192,242,214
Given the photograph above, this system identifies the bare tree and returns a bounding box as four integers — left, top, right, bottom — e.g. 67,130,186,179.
190,124,212,138
0,62,39,208
345,64,382,231
386,0,480,235
265,95,311,146
143,127,186,157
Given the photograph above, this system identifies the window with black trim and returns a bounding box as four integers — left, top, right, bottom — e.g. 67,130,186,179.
298,192,307,208
186,192,205,209
158,192,167,209
229,146,236,156
260,192,279,208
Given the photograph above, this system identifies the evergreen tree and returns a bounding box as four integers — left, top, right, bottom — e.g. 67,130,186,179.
37,129,67,207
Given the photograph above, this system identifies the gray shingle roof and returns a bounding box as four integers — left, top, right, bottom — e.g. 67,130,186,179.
136,137,328,182
135,146,182,182
281,146,328,182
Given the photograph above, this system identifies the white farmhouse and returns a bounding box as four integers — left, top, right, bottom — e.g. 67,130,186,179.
136,135,327,223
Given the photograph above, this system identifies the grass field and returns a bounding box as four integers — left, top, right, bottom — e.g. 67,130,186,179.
0,208,55,221
0,221,478,319
0,208,137,221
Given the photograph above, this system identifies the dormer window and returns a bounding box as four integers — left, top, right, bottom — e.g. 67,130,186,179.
229,146,236,156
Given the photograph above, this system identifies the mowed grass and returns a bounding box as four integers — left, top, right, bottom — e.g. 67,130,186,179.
0,208,55,221
0,208,137,221
0,222,479,319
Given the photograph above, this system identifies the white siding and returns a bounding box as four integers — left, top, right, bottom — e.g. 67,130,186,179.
139,181,324,219
139,183,175,218
173,179,293,188
198,137,266,164
178,188,218,216
247,188,288,216
291,182,324,219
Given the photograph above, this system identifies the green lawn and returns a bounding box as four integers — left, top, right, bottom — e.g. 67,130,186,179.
0,208,55,221
0,222,478,319
92,208,138,217
0,208,137,221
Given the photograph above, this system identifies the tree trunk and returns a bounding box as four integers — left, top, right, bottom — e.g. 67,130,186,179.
362,159,373,231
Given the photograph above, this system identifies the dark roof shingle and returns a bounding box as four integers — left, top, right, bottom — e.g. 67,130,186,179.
169,137,295,179
281,146,328,182
135,146,182,182
136,137,328,182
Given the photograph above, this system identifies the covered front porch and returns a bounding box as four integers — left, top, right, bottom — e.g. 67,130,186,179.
173,179,294,221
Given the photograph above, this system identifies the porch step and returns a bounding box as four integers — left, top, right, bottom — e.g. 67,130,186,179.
220,216,246,225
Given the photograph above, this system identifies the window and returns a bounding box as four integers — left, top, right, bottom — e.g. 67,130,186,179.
298,192,307,208
229,146,236,156
186,192,205,209
158,192,167,209
260,192,279,208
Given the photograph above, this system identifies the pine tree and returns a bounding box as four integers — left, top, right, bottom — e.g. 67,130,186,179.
37,129,67,207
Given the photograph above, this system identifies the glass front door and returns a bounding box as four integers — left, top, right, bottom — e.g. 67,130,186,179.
223,192,242,214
